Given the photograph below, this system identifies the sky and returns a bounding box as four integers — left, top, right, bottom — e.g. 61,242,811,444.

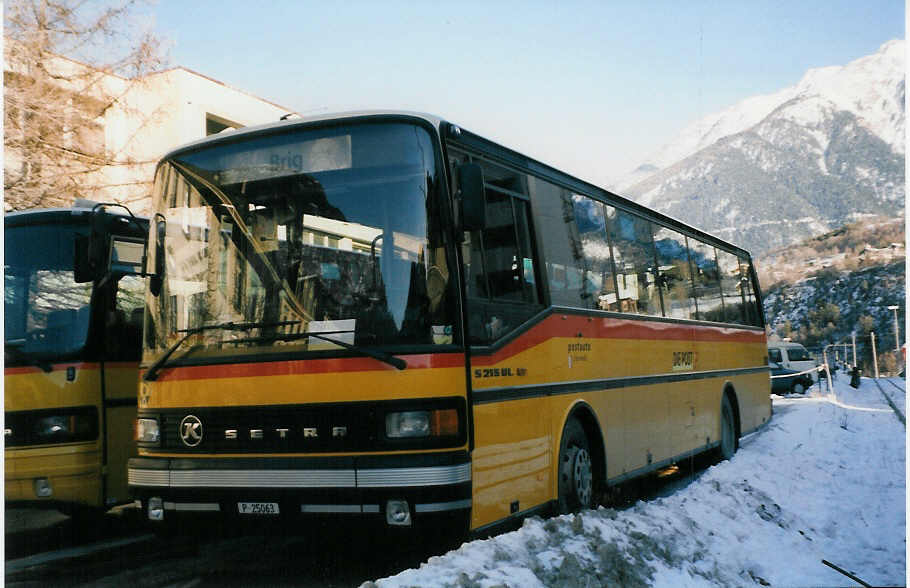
151,0,905,189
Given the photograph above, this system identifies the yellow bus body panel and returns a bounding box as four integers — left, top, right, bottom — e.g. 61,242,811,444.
4,365,103,507
103,363,141,506
469,314,770,529
141,365,466,409
138,315,769,532
471,398,551,528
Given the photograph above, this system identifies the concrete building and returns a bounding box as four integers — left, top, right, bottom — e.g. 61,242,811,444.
4,42,296,212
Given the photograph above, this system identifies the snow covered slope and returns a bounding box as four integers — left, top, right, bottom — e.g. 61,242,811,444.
618,41,905,255
367,378,906,588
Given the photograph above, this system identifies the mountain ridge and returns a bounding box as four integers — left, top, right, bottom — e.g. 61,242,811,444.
619,40,905,255
620,39,905,188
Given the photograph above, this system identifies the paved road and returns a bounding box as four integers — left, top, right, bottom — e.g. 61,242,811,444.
5,453,717,587
5,508,457,587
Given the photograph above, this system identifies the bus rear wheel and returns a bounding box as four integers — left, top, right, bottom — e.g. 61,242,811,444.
718,395,737,461
557,418,594,514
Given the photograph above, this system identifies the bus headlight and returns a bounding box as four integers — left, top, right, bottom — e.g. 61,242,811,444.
35,416,70,438
35,414,94,440
135,418,160,444
385,409,458,438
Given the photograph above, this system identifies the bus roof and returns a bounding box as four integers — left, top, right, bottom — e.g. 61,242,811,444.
160,110,444,161
158,109,753,258
5,207,147,228
6,207,98,227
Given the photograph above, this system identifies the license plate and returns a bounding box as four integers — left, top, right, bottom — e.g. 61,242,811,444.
238,502,280,515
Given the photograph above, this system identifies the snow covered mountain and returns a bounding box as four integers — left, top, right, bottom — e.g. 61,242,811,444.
619,40,905,255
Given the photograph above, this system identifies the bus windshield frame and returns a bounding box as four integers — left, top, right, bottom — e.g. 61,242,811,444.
143,119,461,367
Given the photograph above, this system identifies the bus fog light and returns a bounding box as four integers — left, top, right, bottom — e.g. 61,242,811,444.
386,500,411,526
148,497,164,521
33,477,53,498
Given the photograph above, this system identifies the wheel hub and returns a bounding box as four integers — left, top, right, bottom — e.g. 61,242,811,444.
572,448,593,508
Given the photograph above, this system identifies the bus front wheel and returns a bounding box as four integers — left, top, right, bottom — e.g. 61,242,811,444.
557,418,594,514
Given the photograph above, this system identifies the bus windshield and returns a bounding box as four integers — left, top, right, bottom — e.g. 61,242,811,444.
4,223,94,361
144,121,458,363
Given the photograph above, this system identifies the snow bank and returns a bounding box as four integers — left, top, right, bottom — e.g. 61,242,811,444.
367,378,905,587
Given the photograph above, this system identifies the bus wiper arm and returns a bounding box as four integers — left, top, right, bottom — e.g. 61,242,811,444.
236,330,407,371
301,331,407,370
143,320,300,381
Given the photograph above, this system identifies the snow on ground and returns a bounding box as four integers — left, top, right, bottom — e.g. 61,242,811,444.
367,377,906,588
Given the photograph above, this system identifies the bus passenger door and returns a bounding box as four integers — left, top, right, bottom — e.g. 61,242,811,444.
99,276,144,507
457,156,548,529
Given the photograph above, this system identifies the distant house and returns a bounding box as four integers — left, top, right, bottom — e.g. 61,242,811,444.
857,242,906,264
4,42,296,212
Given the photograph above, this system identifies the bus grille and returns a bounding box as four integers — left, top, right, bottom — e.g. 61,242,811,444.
147,398,464,453
157,404,373,453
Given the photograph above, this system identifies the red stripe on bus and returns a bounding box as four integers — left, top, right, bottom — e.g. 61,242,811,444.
150,353,467,382
470,315,765,366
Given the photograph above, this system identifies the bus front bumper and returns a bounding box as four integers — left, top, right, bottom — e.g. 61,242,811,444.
128,452,471,526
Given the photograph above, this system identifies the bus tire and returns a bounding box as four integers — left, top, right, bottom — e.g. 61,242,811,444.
718,394,737,461
557,418,594,514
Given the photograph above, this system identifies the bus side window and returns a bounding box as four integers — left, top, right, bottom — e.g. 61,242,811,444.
739,256,762,327
571,196,619,311
689,238,723,322
531,179,590,308
607,210,660,317
463,159,542,344
716,249,746,325
652,225,696,320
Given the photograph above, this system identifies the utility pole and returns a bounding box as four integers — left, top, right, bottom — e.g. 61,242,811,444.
852,333,857,367
887,305,900,353
871,332,879,379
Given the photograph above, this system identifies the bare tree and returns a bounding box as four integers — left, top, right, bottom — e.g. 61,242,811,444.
4,0,168,211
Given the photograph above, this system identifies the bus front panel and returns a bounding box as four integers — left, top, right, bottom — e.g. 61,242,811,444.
130,118,470,529
4,364,104,507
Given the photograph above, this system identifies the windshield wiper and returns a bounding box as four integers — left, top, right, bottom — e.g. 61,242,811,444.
143,320,300,381
233,330,407,371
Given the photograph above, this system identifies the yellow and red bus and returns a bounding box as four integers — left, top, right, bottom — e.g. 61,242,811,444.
5,205,148,516
128,112,770,536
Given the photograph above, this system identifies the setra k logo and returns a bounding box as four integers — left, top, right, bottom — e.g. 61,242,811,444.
179,414,204,447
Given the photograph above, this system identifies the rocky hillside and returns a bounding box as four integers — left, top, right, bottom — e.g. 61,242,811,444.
620,40,905,256
759,217,905,373
756,215,905,287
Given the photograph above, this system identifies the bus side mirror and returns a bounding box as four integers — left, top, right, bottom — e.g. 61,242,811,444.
109,237,146,276
458,163,486,232
75,208,131,283
149,216,166,297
